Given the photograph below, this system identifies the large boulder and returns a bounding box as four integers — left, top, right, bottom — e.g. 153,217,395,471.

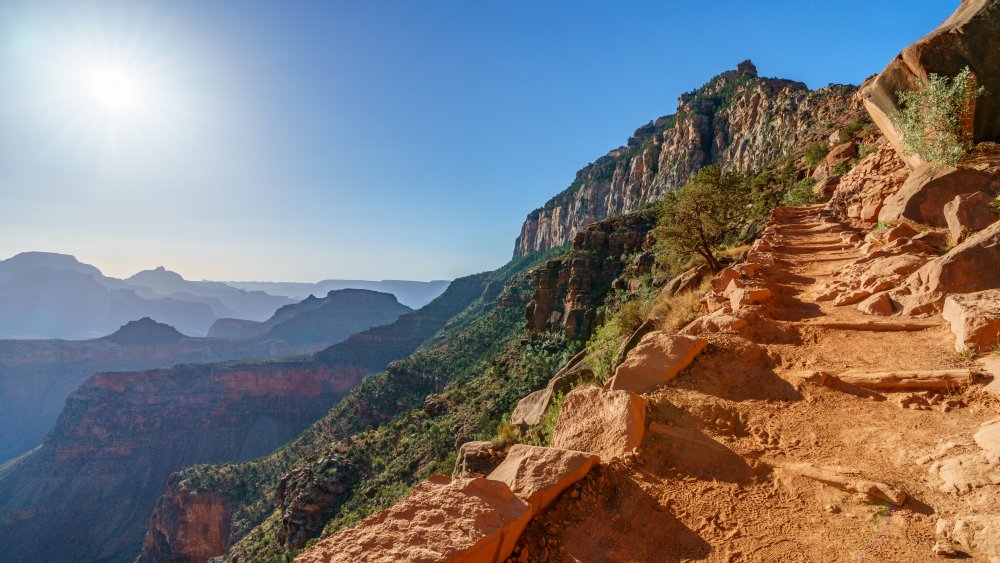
607,332,708,393
892,220,1000,315
943,290,1000,352
294,476,531,563
878,164,995,227
812,142,858,181
510,365,594,428
487,444,599,515
860,0,1000,169
453,441,504,479
945,191,999,242
551,386,647,460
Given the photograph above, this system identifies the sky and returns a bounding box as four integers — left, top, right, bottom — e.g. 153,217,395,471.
0,0,956,282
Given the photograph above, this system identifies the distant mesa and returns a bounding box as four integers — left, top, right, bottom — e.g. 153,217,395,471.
101,317,187,346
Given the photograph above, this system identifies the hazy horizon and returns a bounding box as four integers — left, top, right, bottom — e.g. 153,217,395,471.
0,0,953,281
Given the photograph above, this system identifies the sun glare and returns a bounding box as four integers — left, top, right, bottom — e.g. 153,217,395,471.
88,67,138,110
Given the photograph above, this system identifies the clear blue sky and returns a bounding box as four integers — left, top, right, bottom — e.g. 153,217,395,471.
0,0,955,282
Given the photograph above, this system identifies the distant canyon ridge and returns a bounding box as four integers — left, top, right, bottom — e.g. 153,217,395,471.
0,251,448,339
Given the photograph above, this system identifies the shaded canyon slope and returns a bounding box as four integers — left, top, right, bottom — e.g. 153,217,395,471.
514,60,863,256
0,275,485,563
0,289,411,465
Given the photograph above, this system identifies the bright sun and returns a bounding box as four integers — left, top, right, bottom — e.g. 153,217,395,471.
88,67,139,111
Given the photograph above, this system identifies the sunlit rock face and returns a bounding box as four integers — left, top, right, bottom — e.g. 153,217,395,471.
514,60,862,257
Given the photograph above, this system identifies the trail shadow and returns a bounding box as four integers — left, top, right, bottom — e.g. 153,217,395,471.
642,422,761,485
823,377,887,401
518,467,711,562
672,336,803,402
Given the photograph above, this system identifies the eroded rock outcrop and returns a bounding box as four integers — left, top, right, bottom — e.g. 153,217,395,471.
860,0,1000,168
293,476,531,563
516,61,862,256
608,332,708,393
526,211,656,341
943,290,1000,352
877,163,996,227
891,220,1000,315
551,386,647,459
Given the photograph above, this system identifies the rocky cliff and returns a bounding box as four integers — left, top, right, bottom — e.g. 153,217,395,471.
514,60,863,256
0,357,364,563
526,210,657,341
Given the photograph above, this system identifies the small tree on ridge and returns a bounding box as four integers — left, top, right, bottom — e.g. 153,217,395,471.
655,165,748,271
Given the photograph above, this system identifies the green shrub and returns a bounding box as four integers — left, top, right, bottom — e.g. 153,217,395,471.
857,142,876,159
781,178,819,206
804,143,830,166
655,165,750,270
891,66,985,165
832,160,852,176
839,115,872,142
874,221,890,231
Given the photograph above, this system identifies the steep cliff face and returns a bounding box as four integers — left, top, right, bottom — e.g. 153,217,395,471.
526,210,658,341
514,60,862,256
0,358,364,563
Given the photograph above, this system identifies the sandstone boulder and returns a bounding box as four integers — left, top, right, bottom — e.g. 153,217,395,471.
453,441,504,479
510,389,551,429
974,418,1000,462
860,0,1000,168
951,515,1000,562
681,312,748,335
511,364,595,429
945,191,998,243
858,292,896,316
812,142,858,181
551,386,647,460
878,164,995,227
943,290,1000,352
827,141,909,223
293,476,530,563
608,332,708,393
885,222,918,243
487,444,599,515
893,220,1000,315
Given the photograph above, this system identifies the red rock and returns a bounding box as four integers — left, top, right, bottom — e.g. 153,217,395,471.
293,476,531,563
680,313,748,335
857,292,896,316
893,221,1000,315
487,444,599,515
140,482,232,563
944,191,999,243
608,332,708,393
942,290,1000,352
878,164,996,227
551,386,647,460
453,441,502,478
827,141,909,223
860,0,1000,168
730,287,773,312
885,223,918,243
812,142,858,181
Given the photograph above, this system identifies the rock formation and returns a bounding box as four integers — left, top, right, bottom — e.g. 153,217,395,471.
514,61,863,256
860,0,1000,167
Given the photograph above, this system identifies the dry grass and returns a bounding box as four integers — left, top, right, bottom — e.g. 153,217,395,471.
650,278,711,333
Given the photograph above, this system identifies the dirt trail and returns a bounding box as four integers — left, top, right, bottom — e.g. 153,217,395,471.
511,205,1000,562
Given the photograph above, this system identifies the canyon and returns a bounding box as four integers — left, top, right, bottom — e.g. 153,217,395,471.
0,288,411,465
4,1,1000,562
